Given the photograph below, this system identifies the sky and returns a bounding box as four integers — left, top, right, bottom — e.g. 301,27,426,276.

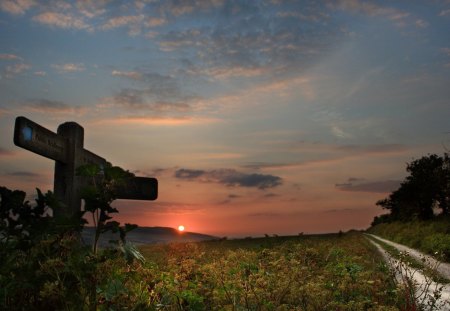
1,0,450,237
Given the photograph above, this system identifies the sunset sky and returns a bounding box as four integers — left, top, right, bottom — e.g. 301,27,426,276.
1,0,450,237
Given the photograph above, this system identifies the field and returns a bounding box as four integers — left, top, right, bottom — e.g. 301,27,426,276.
132,232,404,310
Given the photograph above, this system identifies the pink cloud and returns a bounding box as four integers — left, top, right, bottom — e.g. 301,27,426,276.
0,53,22,61
33,12,91,30
102,15,144,30
0,0,35,15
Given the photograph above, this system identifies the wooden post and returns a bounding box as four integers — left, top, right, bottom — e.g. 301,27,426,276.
13,116,158,218
54,122,84,218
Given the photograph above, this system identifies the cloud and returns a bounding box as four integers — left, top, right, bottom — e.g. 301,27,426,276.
33,12,91,30
335,179,401,193
243,143,409,170
110,71,186,101
0,53,22,61
101,88,191,113
228,194,241,199
175,168,283,189
160,0,225,17
111,70,142,80
247,212,281,217
175,169,204,179
4,63,31,77
0,0,35,15
103,70,200,116
335,144,408,154
333,0,405,18
102,15,144,29
34,71,46,76
7,171,41,178
201,66,268,80
156,3,339,79
102,14,144,35
146,17,167,27
415,19,428,28
25,99,86,115
439,9,450,16
331,125,352,139
158,29,202,52
76,0,108,18
52,63,85,73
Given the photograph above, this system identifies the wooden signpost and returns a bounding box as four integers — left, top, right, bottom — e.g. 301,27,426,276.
13,116,157,217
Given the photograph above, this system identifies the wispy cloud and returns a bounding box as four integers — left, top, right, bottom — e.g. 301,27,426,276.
76,0,108,19
145,17,167,27
333,0,406,18
415,19,428,28
99,89,191,113
0,53,22,61
334,144,408,154
111,70,142,80
244,143,409,171
439,9,450,16
335,179,401,193
33,12,91,30
247,212,282,218
52,63,85,73
6,171,41,178
0,0,35,15
102,15,144,29
102,14,144,35
175,168,283,190
159,0,225,17
24,99,86,115
4,63,31,77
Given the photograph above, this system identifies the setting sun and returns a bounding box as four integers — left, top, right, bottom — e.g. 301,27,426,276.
177,225,185,232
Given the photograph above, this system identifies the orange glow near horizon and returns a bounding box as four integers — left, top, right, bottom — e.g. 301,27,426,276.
178,225,185,232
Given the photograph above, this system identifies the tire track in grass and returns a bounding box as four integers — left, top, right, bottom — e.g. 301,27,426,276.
366,235,450,311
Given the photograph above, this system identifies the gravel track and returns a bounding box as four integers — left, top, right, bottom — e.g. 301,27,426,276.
367,235,450,310
367,234,450,280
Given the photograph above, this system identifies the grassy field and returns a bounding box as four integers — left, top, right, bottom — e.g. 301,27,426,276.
135,231,405,310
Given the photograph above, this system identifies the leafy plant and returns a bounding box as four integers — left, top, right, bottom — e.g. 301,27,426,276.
1,163,146,310
76,163,138,255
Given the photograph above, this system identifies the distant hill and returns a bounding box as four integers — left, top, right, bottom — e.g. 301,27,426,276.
81,226,218,247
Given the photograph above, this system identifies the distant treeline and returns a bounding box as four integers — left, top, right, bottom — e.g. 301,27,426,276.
373,153,450,225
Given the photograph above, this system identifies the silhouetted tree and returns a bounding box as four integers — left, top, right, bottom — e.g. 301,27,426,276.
374,153,450,223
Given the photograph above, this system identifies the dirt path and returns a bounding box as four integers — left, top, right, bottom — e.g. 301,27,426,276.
367,234,450,280
367,235,450,310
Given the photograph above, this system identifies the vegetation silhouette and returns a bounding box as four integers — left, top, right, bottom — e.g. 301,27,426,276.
373,153,450,225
